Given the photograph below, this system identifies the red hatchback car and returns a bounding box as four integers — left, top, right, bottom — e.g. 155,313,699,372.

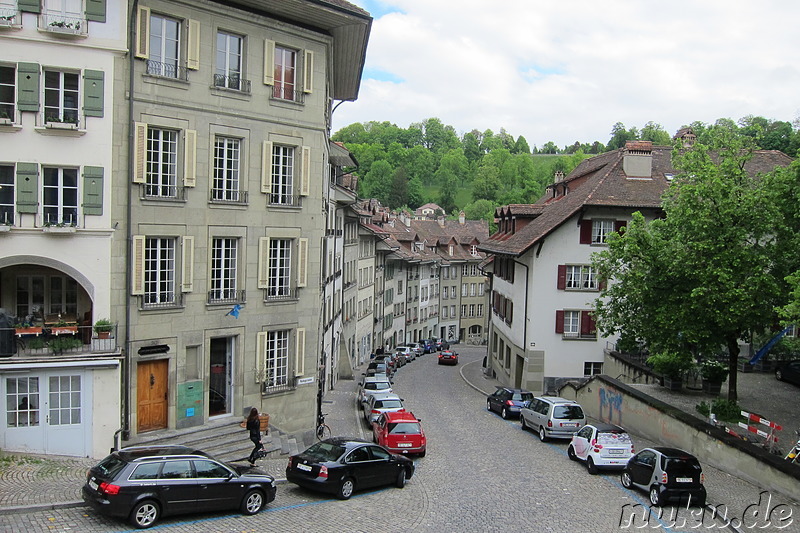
438,350,458,365
373,411,426,457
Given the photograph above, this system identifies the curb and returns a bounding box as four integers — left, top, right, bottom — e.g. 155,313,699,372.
459,358,496,396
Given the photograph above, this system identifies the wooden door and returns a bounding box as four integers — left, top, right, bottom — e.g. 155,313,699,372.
137,360,168,432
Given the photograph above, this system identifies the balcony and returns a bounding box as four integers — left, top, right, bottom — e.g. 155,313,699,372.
2,324,119,358
212,73,251,93
40,11,87,36
145,60,188,81
141,292,184,310
210,189,248,205
207,289,246,305
270,86,305,104
267,193,302,208
264,287,298,302
141,184,187,202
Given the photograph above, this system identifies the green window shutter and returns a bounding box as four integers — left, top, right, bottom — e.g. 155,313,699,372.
16,163,38,214
17,63,40,112
82,166,104,215
85,0,106,22
83,70,105,118
17,0,40,14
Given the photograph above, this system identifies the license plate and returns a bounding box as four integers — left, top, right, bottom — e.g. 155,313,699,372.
676,477,692,483
397,442,412,447
608,449,624,455
561,423,577,427
88,479,98,491
297,463,312,472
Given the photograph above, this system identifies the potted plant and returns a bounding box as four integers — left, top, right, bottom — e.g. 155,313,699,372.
647,351,694,391
699,360,728,395
93,318,114,339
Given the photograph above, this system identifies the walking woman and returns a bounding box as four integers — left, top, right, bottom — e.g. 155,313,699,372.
246,407,265,466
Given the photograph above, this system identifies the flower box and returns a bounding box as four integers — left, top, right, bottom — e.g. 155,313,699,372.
50,325,78,336
15,326,43,336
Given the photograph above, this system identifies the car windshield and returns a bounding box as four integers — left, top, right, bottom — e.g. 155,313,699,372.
597,431,631,445
94,455,127,478
388,422,421,435
512,392,534,402
663,456,701,475
376,400,403,409
302,441,346,462
365,382,390,391
553,405,584,419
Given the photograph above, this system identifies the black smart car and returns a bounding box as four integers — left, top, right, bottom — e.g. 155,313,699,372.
621,447,707,506
82,445,276,528
286,437,414,500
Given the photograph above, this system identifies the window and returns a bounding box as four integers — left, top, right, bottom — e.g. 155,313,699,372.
450,305,455,317
273,46,296,101
562,265,599,291
48,375,80,425
212,137,242,202
144,237,176,306
461,283,467,297
6,377,39,428
461,304,467,317
146,127,178,198
469,304,475,317
215,31,244,90
0,65,14,120
43,0,84,32
584,362,603,376
267,238,291,298
477,304,483,317
450,286,456,298
49,276,77,315
563,311,580,337
470,283,476,297
397,280,403,295
44,70,79,125
15,275,44,319
210,237,238,303
148,14,181,78
470,245,478,256
263,330,289,388
0,165,13,225
555,310,597,338
42,167,78,226
442,306,448,318
271,145,294,205
592,219,614,244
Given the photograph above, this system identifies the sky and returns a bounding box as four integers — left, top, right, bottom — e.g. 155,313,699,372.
333,0,800,149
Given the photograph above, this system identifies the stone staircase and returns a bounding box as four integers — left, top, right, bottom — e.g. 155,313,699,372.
124,417,303,464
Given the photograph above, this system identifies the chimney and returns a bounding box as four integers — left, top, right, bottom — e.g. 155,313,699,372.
554,170,564,182
623,141,653,178
458,211,465,225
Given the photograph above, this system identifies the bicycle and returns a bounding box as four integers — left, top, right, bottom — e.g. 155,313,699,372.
316,412,331,440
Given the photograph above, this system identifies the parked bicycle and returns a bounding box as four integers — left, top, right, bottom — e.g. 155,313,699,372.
316,412,331,440
785,429,800,464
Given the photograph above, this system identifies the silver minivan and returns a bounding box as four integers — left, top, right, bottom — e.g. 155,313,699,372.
520,396,585,441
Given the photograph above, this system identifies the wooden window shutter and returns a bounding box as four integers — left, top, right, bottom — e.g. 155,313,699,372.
83,69,105,118
579,219,592,244
82,166,104,215
297,238,308,287
187,19,201,70
256,332,267,384
183,129,196,187
17,62,40,112
263,39,275,85
16,162,38,213
508,301,513,323
581,311,596,335
181,236,194,292
557,264,566,290
132,235,146,295
300,146,311,196
555,310,565,334
261,141,273,193
17,0,40,13
295,328,306,376
303,50,314,94
598,277,607,291
615,220,626,234
135,6,150,59
257,237,270,288
85,0,106,22
133,122,147,183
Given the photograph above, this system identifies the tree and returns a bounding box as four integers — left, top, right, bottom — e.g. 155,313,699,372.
514,135,531,155
438,171,458,214
640,121,671,145
593,127,783,402
606,122,638,151
463,199,497,232
471,164,501,202
360,159,393,203
387,166,409,208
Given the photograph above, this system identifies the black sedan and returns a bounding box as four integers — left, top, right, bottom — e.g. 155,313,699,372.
82,445,276,528
775,360,800,386
286,437,414,500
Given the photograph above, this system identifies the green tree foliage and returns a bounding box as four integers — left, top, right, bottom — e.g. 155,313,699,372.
640,121,672,145
387,166,409,208
606,122,640,151
360,159,393,203
463,199,498,232
514,135,531,155
438,171,458,214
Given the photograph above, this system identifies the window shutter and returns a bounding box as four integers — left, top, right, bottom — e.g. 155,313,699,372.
85,0,106,22
16,162,38,214
187,19,200,70
300,146,310,196
557,264,566,290
598,277,607,291
615,220,626,234
303,50,313,94
261,140,273,193
295,328,305,376
256,332,267,384
181,236,194,292
508,301,513,323
263,39,275,85
135,6,150,59
17,62,40,112
133,122,147,183
83,69,105,118
581,311,596,336
555,310,565,334
297,238,308,288
183,129,196,187
82,166,104,215
132,235,146,295
579,219,592,244
257,237,270,288
17,0,40,13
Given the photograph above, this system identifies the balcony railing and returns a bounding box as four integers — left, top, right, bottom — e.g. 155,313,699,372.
3,324,119,357
212,73,251,93
267,193,302,207
270,86,305,104
207,289,246,305
141,292,184,310
141,184,187,201
146,60,188,81
40,12,87,35
264,287,298,302
210,189,248,205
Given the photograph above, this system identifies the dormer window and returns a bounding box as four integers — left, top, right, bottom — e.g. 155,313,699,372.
448,245,453,256
470,245,478,256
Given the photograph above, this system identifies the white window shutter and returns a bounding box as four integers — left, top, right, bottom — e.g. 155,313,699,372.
257,237,270,288
256,332,267,384
303,50,313,94
187,19,200,70
300,145,310,196
295,328,306,376
263,39,275,85
135,6,150,59
261,140,273,193
297,238,308,288
181,236,194,292
132,235,146,295
133,122,147,183
184,129,197,187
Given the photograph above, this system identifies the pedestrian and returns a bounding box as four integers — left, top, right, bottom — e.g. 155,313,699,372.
245,407,264,467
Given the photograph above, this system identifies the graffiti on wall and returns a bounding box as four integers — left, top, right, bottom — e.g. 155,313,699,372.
599,387,623,425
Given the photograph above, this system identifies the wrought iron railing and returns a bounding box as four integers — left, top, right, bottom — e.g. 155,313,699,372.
210,189,248,204
2,324,119,357
146,60,188,81
141,292,184,310
270,86,305,104
264,287,298,302
267,193,302,207
212,73,251,93
41,12,86,35
141,184,187,201
207,289,246,305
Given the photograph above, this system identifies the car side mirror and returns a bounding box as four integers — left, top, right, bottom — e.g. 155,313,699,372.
361,372,365,376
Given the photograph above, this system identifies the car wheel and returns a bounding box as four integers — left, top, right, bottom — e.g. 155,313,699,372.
520,416,528,431
337,477,355,500
241,489,265,515
620,471,633,488
129,500,160,529
395,468,407,488
776,369,783,381
538,426,547,442
649,486,664,506
567,445,577,461
418,449,426,458
587,456,598,475
501,407,509,419
486,400,492,412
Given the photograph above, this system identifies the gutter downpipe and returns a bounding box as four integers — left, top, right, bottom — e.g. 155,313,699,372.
513,257,530,383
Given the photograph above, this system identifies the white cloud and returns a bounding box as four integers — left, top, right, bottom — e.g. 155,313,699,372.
336,0,800,148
